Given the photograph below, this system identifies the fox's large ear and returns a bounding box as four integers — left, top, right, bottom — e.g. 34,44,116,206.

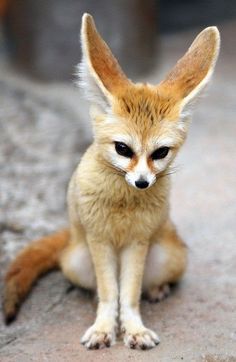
159,27,220,111
77,13,131,111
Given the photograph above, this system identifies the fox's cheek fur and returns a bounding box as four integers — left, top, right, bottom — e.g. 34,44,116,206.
105,147,157,190
107,144,175,190
108,145,131,172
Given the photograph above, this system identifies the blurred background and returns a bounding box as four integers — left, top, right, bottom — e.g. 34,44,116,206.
0,0,236,80
0,2,236,360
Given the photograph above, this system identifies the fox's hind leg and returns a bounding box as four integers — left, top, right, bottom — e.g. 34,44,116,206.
60,224,96,291
142,220,187,302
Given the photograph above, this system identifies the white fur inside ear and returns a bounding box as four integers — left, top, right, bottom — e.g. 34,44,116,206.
76,58,109,111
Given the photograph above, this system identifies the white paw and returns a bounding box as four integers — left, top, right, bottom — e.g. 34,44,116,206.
124,328,160,350
81,324,115,349
146,283,170,303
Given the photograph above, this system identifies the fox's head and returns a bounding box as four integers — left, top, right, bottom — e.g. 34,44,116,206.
78,14,220,190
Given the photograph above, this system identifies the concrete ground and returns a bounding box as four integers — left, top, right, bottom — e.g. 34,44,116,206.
0,21,236,362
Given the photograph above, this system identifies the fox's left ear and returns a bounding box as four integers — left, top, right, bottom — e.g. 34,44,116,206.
77,13,131,112
159,26,220,111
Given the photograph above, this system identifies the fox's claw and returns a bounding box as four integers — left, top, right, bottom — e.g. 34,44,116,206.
124,328,160,350
81,325,115,349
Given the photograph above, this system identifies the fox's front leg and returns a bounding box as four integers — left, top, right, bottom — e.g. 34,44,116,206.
120,241,160,350
81,237,118,349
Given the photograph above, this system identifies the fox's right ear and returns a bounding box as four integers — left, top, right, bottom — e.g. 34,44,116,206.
77,13,131,112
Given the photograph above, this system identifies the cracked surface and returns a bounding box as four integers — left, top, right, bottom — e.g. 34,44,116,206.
1,21,236,361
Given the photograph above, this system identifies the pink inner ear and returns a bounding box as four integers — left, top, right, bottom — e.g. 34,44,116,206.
84,15,131,96
159,27,219,100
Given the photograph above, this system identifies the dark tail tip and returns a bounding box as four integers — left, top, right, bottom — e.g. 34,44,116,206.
2,287,20,326
4,310,17,325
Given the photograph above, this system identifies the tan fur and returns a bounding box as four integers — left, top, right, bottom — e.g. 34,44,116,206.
3,13,220,350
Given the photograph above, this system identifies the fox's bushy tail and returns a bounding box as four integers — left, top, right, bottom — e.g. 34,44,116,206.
3,229,70,324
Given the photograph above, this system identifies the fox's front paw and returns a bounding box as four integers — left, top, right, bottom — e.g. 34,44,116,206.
81,324,116,349
123,327,160,350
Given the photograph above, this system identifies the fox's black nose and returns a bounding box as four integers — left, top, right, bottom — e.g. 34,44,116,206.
135,180,149,189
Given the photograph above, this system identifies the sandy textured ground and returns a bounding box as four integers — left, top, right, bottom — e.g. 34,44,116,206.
0,21,236,362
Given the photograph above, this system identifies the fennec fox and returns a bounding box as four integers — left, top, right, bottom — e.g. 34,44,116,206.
3,14,220,350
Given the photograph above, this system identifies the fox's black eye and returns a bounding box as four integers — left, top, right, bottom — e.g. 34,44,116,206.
114,142,134,158
151,146,170,160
